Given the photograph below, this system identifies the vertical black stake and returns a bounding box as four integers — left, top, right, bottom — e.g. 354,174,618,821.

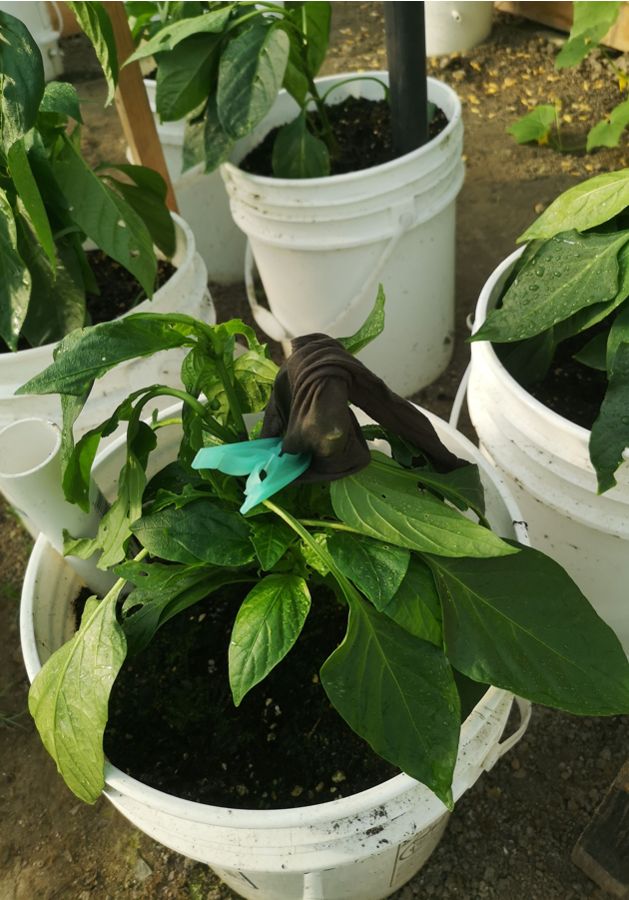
384,1,429,156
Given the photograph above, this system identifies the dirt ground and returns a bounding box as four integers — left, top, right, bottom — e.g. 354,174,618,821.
2,5,629,899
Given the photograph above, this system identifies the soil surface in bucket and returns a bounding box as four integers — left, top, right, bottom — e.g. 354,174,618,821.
102,582,400,809
101,576,486,810
239,97,449,177
499,326,608,431
85,251,176,325
0,252,176,353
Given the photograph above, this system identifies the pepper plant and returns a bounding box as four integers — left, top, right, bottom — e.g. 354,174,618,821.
19,298,629,808
473,168,629,493
75,1,393,177
0,10,175,352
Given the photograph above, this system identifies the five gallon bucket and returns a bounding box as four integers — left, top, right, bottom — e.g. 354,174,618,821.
468,250,629,654
221,73,464,398
21,411,530,900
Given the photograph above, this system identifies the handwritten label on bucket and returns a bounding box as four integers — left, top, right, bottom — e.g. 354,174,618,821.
389,818,450,888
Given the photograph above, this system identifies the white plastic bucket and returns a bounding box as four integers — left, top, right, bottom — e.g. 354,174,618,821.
0,213,213,436
0,1,63,81
20,407,530,900
425,2,493,56
142,79,247,285
221,73,464,398
467,250,629,654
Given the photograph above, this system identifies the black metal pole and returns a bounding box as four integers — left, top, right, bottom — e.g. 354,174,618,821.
384,1,429,156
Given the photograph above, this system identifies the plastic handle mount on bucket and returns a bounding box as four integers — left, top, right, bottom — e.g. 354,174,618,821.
244,197,417,346
480,696,531,772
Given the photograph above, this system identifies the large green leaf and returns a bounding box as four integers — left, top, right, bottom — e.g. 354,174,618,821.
102,163,176,258
555,1,621,69
131,498,255,567
326,532,410,607
53,138,157,296
126,6,232,61
202,92,235,172
380,555,443,645
473,230,629,343
320,594,460,807
429,546,629,715
117,560,251,655
28,590,127,803
330,462,516,558
370,454,486,518
0,10,45,149
0,188,31,351
589,341,629,493
18,227,85,347
67,2,118,106
217,23,289,139
519,170,629,242
155,33,219,122
338,286,385,355
249,518,295,569
7,138,56,266
17,314,196,396
272,110,329,178
587,99,629,151
229,574,311,704
291,1,331,75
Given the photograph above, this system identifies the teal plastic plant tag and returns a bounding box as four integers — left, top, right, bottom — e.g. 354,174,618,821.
192,438,310,513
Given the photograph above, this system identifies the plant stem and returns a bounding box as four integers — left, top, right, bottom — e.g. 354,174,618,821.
214,357,247,439
297,518,363,534
264,500,356,605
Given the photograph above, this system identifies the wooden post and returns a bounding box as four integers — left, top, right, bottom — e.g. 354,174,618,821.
103,2,178,212
572,759,629,897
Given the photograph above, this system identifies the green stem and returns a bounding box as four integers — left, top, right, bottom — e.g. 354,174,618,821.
133,386,234,443
215,357,247,439
297,518,363,534
264,500,357,605
320,76,390,105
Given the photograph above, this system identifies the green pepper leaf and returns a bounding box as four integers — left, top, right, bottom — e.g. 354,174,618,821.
338,285,385,355
28,587,127,803
326,532,410,607
330,461,516,558
131,498,256,567
0,10,45,149
473,230,629,343
519,169,629,242
320,594,460,808
249,519,295,569
429,545,629,715
590,341,629,493
155,33,220,122
126,6,232,61
271,111,330,178
217,22,289,139
67,2,118,105
0,188,31,351
229,574,311,705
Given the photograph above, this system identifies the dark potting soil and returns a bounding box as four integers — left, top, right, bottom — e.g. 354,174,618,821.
502,330,608,431
103,582,400,810
239,97,449,177
85,250,176,325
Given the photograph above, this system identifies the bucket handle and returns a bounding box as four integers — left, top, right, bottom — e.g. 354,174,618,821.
480,696,532,773
244,199,416,352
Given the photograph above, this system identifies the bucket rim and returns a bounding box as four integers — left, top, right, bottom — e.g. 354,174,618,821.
222,73,462,188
